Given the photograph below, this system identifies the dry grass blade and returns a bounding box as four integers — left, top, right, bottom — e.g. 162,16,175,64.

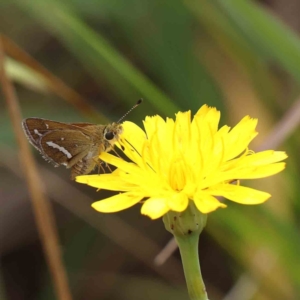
0,37,73,300
154,237,177,266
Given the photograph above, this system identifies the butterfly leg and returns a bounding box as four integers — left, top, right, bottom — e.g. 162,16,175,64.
67,150,90,169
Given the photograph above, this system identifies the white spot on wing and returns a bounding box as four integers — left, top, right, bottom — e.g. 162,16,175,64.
61,137,65,141
46,141,72,159
34,129,43,137
45,123,49,129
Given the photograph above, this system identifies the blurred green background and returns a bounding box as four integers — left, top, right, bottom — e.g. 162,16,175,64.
1,0,299,299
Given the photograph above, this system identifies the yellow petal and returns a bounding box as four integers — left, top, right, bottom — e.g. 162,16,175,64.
222,151,286,172
174,111,191,143
210,184,270,204
205,162,286,185
76,174,135,191
117,121,147,166
143,115,166,140
121,121,147,146
92,192,143,212
195,105,221,133
167,192,189,212
240,150,288,166
100,152,144,175
195,104,210,116
236,162,286,179
224,117,258,160
141,198,170,219
194,192,227,213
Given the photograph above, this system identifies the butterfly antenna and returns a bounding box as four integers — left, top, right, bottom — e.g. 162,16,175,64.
117,98,143,123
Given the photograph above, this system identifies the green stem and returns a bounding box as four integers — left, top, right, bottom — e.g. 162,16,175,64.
163,201,208,300
175,234,208,300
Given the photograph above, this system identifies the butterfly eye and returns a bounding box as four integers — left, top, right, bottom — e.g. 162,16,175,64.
105,131,115,140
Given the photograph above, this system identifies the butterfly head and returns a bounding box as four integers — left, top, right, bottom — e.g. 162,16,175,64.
103,123,123,145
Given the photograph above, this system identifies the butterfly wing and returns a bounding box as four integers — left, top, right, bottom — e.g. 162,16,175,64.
22,118,109,178
22,118,98,148
38,129,97,167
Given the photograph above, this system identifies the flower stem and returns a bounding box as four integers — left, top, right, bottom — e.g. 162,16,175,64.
163,202,209,300
175,234,208,300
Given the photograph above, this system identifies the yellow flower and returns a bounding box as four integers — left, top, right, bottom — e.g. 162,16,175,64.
76,105,287,219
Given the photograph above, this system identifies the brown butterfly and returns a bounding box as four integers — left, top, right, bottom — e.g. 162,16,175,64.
22,100,142,179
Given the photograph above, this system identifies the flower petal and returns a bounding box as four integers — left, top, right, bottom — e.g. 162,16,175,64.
224,116,258,160
194,192,227,213
195,105,221,133
210,184,270,204
239,150,288,166
120,121,147,150
141,198,170,219
167,192,189,212
92,192,143,213
76,174,135,191
117,121,147,167
235,162,286,179
100,152,144,175
143,115,166,140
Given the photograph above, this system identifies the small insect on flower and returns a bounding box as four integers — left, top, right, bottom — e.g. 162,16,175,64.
76,105,287,219
22,99,142,180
